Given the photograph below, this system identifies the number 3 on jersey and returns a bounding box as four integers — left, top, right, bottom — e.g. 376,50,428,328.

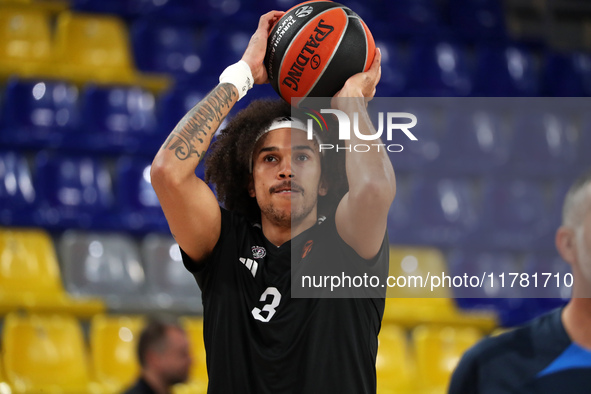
251,287,281,322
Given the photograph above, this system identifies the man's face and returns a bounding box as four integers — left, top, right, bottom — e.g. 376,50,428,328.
250,128,326,228
155,327,192,385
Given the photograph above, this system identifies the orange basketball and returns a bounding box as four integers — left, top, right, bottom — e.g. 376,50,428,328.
264,0,375,106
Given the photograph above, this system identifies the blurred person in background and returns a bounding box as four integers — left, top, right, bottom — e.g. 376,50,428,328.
449,170,591,393
123,318,192,394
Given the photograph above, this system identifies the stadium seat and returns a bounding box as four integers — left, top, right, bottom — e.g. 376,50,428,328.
0,78,80,150
407,176,479,247
375,39,407,97
384,247,497,331
76,84,159,155
541,51,591,96
180,317,208,393
467,177,552,250
376,324,416,393
447,249,545,327
383,0,442,39
448,0,506,42
0,7,54,81
380,104,441,173
130,19,209,82
58,230,151,313
437,105,510,176
141,234,203,313
158,86,208,137
405,39,472,96
2,313,100,393
34,152,115,230
505,108,577,178
116,157,168,233
52,12,170,93
472,44,538,96
576,113,591,170
412,325,482,391
0,228,104,317
70,0,129,15
90,314,145,393
0,353,11,394
387,174,416,245
0,151,36,226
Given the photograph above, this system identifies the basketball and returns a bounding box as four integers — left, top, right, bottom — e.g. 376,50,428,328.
264,0,375,106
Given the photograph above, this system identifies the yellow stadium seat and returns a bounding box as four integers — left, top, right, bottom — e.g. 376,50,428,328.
90,314,145,393
376,324,416,394
0,228,105,318
0,353,12,394
0,7,54,80
412,325,482,392
179,317,208,393
2,313,103,393
384,247,497,332
52,12,171,93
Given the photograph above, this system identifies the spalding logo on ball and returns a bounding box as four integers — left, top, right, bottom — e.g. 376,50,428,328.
264,0,375,106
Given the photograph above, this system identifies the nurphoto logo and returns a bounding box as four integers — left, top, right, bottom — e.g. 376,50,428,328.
304,108,418,153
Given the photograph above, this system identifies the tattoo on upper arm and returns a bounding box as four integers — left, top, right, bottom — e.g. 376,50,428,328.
164,84,237,160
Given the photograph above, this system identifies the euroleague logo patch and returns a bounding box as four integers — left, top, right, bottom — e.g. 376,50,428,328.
295,6,313,18
302,240,314,259
252,246,266,259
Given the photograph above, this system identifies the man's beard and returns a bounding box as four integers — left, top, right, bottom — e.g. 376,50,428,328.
260,193,317,228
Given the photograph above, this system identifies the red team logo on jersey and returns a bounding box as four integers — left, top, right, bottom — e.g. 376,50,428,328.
302,240,314,258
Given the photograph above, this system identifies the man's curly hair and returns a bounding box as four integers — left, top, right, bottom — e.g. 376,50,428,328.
205,99,347,222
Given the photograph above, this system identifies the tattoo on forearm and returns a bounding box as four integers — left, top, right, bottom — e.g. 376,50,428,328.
164,84,236,160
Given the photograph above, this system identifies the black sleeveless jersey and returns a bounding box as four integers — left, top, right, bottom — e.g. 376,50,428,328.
181,208,388,394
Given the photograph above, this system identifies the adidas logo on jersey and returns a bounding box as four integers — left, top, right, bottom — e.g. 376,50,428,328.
239,257,258,277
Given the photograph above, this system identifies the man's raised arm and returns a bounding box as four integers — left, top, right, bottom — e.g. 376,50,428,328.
333,49,397,260
151,11,283,263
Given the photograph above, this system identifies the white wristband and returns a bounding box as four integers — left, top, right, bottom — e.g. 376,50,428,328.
219,60,253,101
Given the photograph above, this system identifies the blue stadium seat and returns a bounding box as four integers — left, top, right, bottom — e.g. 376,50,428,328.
70,0,130,16
0,151,36,227
406,39,472,96
383,0,442,39
577,114,591,170
130,19,211,82
408,177,478,247
447,0,506,43
387,174,416,245
447,249,543,327
379,104,441,173
115,157,168,234
466,177,552,250
76,85,159,156
505,108,577,178
128,0,203,21
437,106,510,176
0,79,80,150
158,86,208,137
541,51,591,96
34,152,115,230
375,39,407,97
472,44,538,96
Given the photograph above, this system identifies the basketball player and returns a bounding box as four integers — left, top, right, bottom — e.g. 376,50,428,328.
449,170,591,393
151,10,394,394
